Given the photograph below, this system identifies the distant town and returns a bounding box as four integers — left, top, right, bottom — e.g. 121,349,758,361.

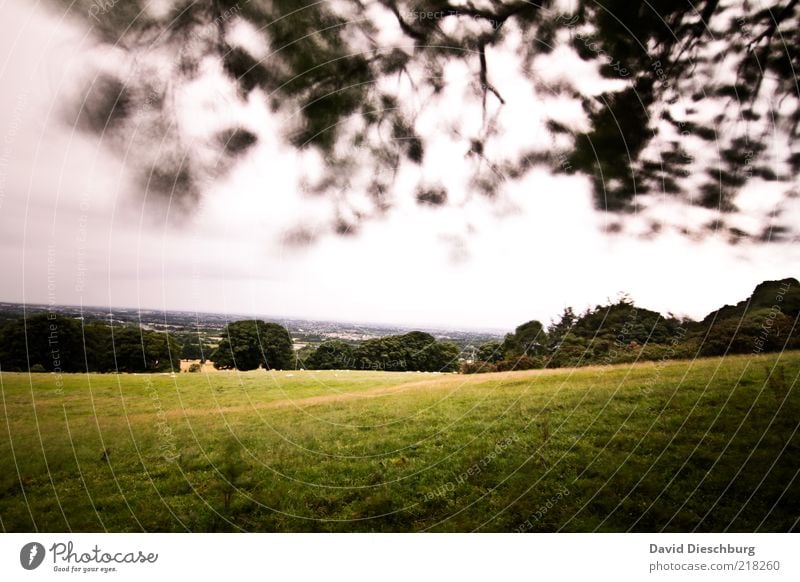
0,302,504,359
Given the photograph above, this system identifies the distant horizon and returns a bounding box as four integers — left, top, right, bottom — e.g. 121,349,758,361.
0,299,510,335
2,272,796,335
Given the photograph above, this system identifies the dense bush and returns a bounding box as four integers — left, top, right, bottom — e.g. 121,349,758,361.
494,356,545,372
461,361,496,374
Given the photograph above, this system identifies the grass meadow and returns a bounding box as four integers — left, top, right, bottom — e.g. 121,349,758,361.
1,352,798,532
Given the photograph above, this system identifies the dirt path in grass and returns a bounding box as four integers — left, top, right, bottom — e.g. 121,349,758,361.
152,365,618,420
122,362,650,422
159,376,461,419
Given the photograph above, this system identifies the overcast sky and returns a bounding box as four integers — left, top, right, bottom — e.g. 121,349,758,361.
0,0,798,331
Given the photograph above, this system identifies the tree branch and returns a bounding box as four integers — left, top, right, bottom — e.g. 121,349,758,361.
478,39,505,109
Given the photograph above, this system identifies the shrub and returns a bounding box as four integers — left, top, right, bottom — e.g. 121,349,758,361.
495,355,544,372
461,361,496,374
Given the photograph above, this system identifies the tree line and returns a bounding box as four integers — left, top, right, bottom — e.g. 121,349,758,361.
0,316,297,374
0,317,461,373
1,278,797,374
300,331,460,372
463,278,800,373
0,314,181,373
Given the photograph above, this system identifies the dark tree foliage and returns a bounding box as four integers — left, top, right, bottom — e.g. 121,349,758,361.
173,331,214,362
542,298,687,368
355,331,455,371
694,312,799,356
110,327,182,372
476,340,504,364
502,320,547,358
568,298,683,346
180,341,213,361
49,0,800,242
694,277,800,356
700,278,800,324
0,314,180,373
470,277,799,372
305,340,355,370
212,320,294,370
300,331,459,371
0,315,85,373
546,306,576,352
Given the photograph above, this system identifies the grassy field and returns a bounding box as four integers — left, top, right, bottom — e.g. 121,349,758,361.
1,352,798,532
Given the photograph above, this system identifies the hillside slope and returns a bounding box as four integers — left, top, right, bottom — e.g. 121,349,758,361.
0,353,798,532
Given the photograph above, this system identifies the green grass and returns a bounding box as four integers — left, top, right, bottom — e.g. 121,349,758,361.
1,353,798,532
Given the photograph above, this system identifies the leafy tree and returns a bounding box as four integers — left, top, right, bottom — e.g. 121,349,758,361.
495,355,545,372
212,320,294,371
547,307,577,352
548,336,590,369
293,344,317,369
502,320,547,358
181,341,212,362
0,314,85,372
700,278,800,324
426,341,461,372
568,300,682,346
0,315,180,373
695,310,799,357
391,331,460,372
476,341,504,364
82,322,118,371
349,331,460,371
49,0,800,242
354,335,409,371
112,327,181,372
306,340,355,370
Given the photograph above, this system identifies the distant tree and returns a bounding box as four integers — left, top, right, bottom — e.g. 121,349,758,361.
548,336,590,369
395,331,460,372
427,341,461,372
0,314,85,372
495,355,544,372
349,331,460,371
701,278,800,324
354,335,408,371
212,320,294,371
112,327,181,372
502,320,547,359
306,340,354,370
569,301,680,346
0,315,181,373
83,322,115,371
461,360,497,374
181,341,212,362
695,309,799,357
293,345,316,369
547,307,577,352
476,341,504,364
